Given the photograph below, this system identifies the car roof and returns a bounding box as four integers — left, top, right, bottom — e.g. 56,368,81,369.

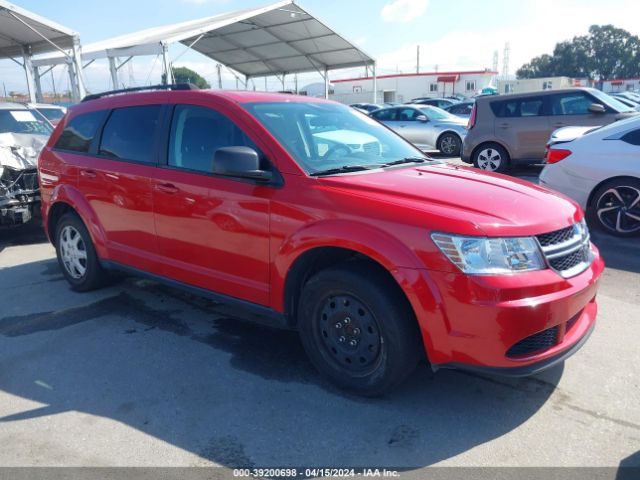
0,102,28,110
475,87,598,103
27,103,65,109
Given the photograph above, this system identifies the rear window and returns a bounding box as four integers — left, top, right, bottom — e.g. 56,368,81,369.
98,105,162,163
38,107,65,122
54,110,105,153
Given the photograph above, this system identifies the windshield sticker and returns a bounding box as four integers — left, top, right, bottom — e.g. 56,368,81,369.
10,111,38,122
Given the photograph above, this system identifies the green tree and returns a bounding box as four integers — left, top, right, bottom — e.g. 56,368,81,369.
162,66,210,89
516,25,640,80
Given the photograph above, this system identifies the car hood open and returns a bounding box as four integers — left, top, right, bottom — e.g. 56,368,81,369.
0,132,47,170
320,163,581,237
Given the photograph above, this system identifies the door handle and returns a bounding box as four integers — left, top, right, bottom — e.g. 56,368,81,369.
499,123,510,129
80,169,97,178
155,183,179,194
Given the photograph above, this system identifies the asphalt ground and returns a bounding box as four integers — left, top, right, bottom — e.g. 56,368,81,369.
0,163,638,479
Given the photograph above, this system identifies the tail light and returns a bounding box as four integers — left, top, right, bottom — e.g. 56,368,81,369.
546,148,572,164
467,103,477,129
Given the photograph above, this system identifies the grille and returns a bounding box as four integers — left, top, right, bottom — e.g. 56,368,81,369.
536,223,592,278
566,311,581,333
363,142,381,155
537,226,575,247
507,326,559,358
549,249,586,272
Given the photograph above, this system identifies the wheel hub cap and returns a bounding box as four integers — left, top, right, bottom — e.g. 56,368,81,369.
596,186,640,234
59,225,88,279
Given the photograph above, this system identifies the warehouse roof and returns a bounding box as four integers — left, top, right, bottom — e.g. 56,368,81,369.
0,0,78,58
33,0,375,77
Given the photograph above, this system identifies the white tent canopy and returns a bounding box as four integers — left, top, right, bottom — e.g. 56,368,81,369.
0,0,85,102
33,0,377,100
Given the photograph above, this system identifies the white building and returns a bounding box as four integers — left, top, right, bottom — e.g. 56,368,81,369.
330,70,498,104
599,78,640,93
497,76,576,95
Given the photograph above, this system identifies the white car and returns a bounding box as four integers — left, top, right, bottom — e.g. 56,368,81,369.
540,116,640,237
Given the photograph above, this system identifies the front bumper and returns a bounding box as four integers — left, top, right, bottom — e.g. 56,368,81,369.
399,246,604,374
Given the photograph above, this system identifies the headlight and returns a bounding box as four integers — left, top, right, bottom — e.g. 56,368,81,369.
431,233,546,274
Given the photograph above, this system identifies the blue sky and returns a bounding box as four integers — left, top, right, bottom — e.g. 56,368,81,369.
2,0,640,94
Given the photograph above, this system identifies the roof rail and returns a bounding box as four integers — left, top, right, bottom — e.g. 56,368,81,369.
81,83,198,102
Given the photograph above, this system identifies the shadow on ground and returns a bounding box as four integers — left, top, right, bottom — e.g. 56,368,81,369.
0,219,47,252
0,258,565,470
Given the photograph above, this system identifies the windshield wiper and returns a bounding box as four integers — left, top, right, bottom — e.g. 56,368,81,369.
310,164,384,176
382,157,428,167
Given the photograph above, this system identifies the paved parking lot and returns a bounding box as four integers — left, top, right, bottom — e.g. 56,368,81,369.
0,165,639,475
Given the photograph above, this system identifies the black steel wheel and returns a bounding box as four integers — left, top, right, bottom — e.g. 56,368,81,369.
298,263,422,396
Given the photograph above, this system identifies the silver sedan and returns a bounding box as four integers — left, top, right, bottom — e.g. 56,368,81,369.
370,105,468,156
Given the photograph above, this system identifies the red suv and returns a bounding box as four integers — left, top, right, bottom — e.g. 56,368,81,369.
38,85,604,396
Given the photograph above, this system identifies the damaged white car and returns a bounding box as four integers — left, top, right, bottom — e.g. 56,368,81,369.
0,103,52,226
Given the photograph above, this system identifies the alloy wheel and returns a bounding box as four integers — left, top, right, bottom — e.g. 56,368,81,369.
476,148,502,171
440,135,459,155
596,186,640,234
59,225,88,279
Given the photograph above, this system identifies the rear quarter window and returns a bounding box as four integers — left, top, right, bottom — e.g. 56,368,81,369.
54,110,106,153
621,129,640,146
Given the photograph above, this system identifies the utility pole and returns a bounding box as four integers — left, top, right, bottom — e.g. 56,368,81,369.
502,42,510,79
492,50,499,73
416,45,420,74
216,64,223,89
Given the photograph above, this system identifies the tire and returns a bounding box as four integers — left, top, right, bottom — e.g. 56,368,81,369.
55,212,110,291
437,133,462,157
588,178,640,237
472,143,510,173
298,263,422,396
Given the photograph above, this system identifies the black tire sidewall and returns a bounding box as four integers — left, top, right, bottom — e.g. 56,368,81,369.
298,266,421,396
589,178,640,237
473,143,509,173
55,213,106,291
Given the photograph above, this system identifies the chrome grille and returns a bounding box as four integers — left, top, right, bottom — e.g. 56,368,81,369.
536,222,593,278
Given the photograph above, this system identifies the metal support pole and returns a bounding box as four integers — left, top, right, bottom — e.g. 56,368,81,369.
22,46,36,103
108,57,119,89
161,42,171,85
281,74,286,91
323,68,329,99
33,65,43,102
372,63,378,104
70,35,86,101
245,75,250,90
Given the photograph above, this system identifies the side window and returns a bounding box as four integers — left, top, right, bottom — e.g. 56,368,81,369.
621,129,640,146
520,99,543,116
551,93,593,115
99,105,162,163
491,98,543,117
168,104,261,173
397,108,418,121
54,110,105,153
371,109,396,121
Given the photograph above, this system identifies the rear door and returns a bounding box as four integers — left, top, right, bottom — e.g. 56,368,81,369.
152,101,272,305
493,96,550,160
79,103,165,274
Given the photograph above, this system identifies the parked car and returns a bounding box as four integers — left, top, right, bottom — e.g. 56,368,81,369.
610,94,640,111
462,87,638,172
540,115,640,237
39,84,603,395
444,101,475,118
370,105,467,156
0,102,53,226
613,91,640,104
409,98,458,109
350,103,382,113
27,103,67,126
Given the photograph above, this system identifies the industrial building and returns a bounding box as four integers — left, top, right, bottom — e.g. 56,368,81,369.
330,69,497,104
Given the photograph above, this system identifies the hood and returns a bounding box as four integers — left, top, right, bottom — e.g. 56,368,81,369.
0,133,47,170
319,163,580,236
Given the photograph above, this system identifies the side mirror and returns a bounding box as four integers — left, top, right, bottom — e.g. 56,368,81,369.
416,115,429,122
588,103,606,114
213,147,273,182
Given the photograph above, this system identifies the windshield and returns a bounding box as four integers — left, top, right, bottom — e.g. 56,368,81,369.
0,109,53,135
589,89,634,113
37,107,65,122
242,102,432,175
418,106,457,121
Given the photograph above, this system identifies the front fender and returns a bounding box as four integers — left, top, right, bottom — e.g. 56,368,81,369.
48,184,109,259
